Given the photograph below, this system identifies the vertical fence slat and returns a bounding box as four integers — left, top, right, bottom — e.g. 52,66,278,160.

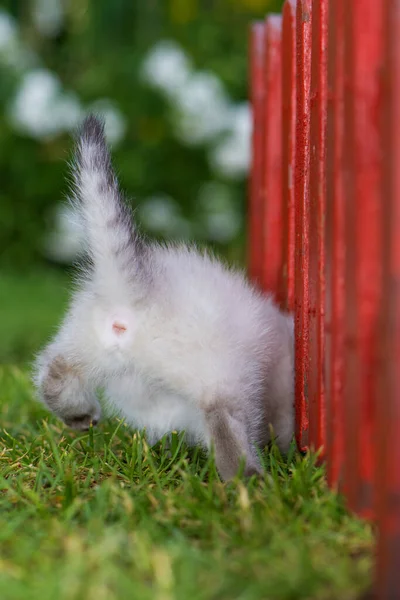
308,0,327,454
343,0,384,518
261,16,283,299
294,0,313,452
376,0,400,595
280,0,297,312
248,23,267,286
325,0,345,489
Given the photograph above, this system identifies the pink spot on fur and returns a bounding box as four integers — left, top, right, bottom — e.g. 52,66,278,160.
112,321,127,335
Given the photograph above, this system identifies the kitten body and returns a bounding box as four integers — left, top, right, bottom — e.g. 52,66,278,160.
34,115,294,480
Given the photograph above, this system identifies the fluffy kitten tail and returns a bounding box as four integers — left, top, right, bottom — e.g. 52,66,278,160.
72,114,144,279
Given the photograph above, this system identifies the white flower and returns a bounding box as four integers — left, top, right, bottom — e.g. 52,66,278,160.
56,93,83,130
174,72,230,145
209,103,252,179
88,99,127,146
141,40,192,98
142,40,248,152
138,194,192,238
204,212,241,242
9,69,83,138
198,182,241,242
0,9,37,72
10,69,61,137
0,10,17,52
44,204,85,263
32,0,64,38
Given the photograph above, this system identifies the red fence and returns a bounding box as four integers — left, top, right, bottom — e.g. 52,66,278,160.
248,1,400,597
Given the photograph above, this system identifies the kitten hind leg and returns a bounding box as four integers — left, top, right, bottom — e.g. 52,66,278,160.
267,388,295,454
34,350,101,431
271,411,294,455
203,404,262,481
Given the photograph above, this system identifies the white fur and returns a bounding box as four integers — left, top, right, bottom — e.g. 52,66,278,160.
33,116,294,478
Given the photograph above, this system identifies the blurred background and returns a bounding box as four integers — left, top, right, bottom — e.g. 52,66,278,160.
0,0,282,364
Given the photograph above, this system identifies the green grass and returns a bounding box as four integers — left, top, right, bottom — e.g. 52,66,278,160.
0,268,69,365
0,270,374,599
0,367,373,600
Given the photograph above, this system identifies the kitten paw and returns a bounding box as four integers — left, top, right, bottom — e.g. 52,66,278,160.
36,353,101,430
64,412,100,431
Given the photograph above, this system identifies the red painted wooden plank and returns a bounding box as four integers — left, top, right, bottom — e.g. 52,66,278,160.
294,0,313,452
376,0,400,595
248,22,267,286
343,0,384,518
280,0,297,312
261,16,283,299
308,0,327,454
325,0,345,489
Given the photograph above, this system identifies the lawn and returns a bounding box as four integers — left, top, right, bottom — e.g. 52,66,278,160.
0,270,374,600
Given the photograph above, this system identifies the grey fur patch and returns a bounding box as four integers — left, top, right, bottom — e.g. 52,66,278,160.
64,413,99,431
76,114,114,179
72,114,150,286
42,355,77,408
40,354,101,430
204,406,262,481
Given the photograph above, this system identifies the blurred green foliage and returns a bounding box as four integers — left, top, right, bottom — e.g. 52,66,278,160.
0,268,69,363
0,0,283,269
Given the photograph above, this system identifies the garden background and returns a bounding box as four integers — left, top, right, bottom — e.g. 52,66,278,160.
0,3,373,599
0,0,282,364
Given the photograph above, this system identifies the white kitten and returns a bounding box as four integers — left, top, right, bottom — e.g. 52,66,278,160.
33,115,294,480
